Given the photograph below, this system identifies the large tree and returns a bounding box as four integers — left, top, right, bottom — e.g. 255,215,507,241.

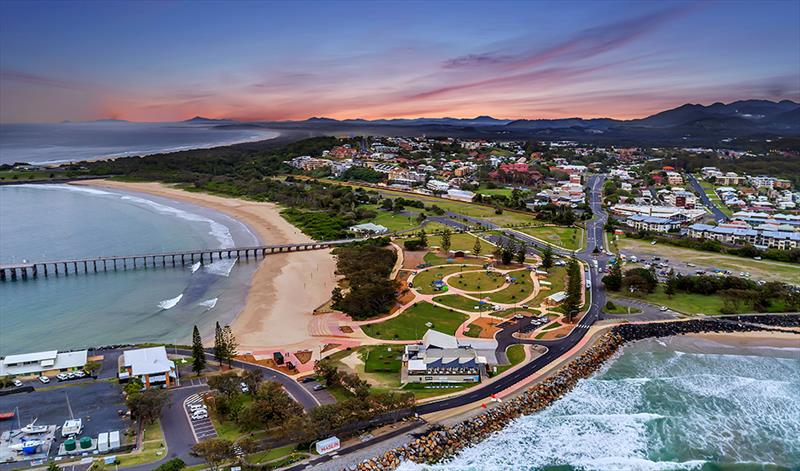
191,325,206,375
562,259,583,323
472,237,482,257
220,326,238,367
126,389,168,425
213,322,224,367
500,242,514,265
602,262,622,291
440,229,451,254
192,439,234,471
516,243,527,264
541,245,554,269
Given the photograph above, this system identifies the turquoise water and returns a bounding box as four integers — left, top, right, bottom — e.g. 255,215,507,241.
419,337,800,471
0,184,260,355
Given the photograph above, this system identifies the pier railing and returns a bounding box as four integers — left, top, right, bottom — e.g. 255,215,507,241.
0,240,354,281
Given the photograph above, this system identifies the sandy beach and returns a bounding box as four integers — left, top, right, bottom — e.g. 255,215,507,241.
73,179,337,351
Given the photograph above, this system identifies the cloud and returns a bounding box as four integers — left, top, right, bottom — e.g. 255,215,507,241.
0,68,96,91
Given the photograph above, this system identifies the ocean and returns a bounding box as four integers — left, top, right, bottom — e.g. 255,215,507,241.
0,184,261,355
416,337,800,471
0,121,277,165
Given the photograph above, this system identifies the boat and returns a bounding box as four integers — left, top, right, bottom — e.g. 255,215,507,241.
20,419,48,434
9,440,43,454
0,411,14,420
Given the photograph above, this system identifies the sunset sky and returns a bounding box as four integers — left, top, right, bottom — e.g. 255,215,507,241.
1,0,798,123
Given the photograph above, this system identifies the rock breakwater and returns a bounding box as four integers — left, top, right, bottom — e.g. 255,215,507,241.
351,315,800,470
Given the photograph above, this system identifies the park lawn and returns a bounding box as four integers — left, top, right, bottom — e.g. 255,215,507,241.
530,267,567,306
115,420,167,467
401,382,471,399
433,294,492,312
484,270,535,304
517,226,583,251
618,286,726,315
143,421,164,441
362,302,468,340
428,232,495,253
363,345,404,374
463,323,482,338
448,270,506,291
412,264,478,294
494,345,526,375
603,302,642,315
615,236,800,284
367,208,423,232
246,445,300,465
475,186,516,197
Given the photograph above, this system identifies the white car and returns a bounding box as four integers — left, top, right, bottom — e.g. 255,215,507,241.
240,382,249,393
659,306,669,312
56,373,69,381
191,412,208,420
74,371,86,378
189,404,207,412
13,379,23,387
39,376,50,384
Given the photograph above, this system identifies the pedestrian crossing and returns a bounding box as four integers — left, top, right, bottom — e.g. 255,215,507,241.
184,393,217,442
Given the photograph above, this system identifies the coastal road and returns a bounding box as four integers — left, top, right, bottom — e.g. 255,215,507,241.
687,173,728,222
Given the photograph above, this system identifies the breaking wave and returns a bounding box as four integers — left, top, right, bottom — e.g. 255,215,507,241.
199,298,218,310
190,261,201,273
204,257,237,277
415,339,800,470
157,293,183,310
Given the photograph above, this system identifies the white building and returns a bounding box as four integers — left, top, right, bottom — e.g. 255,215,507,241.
348,223,389,234
426,180,450,193
0,350,88,377
402,330,495,384
119,346,177,388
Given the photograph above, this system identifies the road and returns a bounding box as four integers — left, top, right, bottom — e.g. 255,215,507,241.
687,173,728,222
139,176,612,469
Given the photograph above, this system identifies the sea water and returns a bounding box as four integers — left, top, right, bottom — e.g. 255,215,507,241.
0,184,261,355
415,337,800,471
0,121,277,165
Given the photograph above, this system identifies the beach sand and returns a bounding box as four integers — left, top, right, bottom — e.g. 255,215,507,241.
73,179,337,351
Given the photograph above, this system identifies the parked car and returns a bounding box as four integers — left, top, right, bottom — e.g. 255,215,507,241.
74,371,86,378
191,412,208,420
300,377,316,383
12,379,23,387
189,404,207,412
56,373,69,381
38,376,50,384
313,384,326,391
240,382,249,393
659,306,669,312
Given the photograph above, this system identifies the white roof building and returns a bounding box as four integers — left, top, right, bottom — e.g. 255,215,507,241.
0,350,88,376
122,346,175,377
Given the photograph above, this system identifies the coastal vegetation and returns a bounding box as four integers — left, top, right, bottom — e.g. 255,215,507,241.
331,238,399,320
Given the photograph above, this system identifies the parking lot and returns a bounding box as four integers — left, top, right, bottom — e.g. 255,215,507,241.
0,380,130,452
183,393,216,442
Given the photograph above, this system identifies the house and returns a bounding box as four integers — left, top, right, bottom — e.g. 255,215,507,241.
665,171,683,186
348,223,389,235
402,330,494,384
0,350,88,377
119,346,177,388
686,224,800,250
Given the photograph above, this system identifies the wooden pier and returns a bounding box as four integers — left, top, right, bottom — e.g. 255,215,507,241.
0,240,349,282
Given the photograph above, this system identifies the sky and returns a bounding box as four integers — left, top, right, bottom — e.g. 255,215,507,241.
1,0,798,123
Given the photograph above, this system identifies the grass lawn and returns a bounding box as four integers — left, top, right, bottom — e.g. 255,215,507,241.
494,345,526,375
364,345,404,373
614,236,800,284
529,267,567,306
433,294,492,311
362,302,468,340
517,226,583,251
463,323,483,338
401,382,471,399
484,270,534,304
428,232,495,252
475,186,520,197
603,302,642,315
412,264,477,294
246,445,300,465
115,420,166,468
617,286,727,315
448,270,506,291
368,208,423,232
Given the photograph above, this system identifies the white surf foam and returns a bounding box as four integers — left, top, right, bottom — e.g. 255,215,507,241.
157,293,183,310
190,261,201,273
120,195,234,248
16,183,115,196
205,257,237,277
199,298,218,310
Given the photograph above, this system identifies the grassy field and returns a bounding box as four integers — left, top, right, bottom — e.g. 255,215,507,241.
115,420,166,467
494,344,526,375
603,302,642,315
614,236,800,284
364,345,404,373
361,302,468,340
433,294,492,311
517,226,583,251
448,270,506,291
529,266,567,305
366,207,422,232
615,286,726,315
317,179,537,226
412,264,477,294
428,232,496,252
484,270,535,304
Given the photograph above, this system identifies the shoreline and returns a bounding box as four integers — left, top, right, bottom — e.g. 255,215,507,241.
349,316,800,470
72,179,337,351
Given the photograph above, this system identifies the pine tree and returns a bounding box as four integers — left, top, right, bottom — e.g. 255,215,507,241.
563,259,583,323
213,322,224,366
221,326,238,367
472,237,482,257
541,245,554,269
419,229,428,247
440,229,451,254
191,325,206,375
